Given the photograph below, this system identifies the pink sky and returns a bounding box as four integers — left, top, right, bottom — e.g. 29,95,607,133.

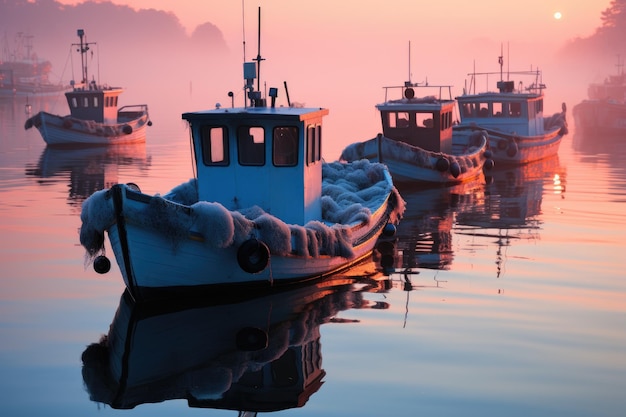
59,0,609,47
52,0,615,158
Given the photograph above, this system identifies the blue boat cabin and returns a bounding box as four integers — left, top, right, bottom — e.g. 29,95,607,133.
182,106,329,226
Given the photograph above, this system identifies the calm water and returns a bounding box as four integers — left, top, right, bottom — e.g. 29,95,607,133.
1,92,625,417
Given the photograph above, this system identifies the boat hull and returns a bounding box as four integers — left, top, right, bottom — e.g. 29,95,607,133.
24,106,150,146
341,133,492,184
453,126,564,165
573,99,626,136
89,179,401,301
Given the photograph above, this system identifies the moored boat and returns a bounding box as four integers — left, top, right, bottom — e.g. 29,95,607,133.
24,29,151,146
573,56,626,136
0,32,69,98
78,14,405,301
341,81,493,185
453,54,568,165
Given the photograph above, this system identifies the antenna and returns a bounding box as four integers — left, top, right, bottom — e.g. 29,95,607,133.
73,29,96,87
254,6,264,93
408,41,411,85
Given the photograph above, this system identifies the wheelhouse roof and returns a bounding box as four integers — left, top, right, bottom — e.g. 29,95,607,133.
182,106,329,122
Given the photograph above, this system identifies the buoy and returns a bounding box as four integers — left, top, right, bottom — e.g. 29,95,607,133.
382,223,396,237
450,161,461,178
483,158,495,170
484,149,493,159
236,327,268,351
237,238,270,273
126,182,141,192
147,120,153,126
93,255,111,274
122,124,132,134
506,141,518,157
435,157,450,172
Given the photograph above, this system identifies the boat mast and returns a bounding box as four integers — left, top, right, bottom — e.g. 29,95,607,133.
73,29,95,86
254,6,264,93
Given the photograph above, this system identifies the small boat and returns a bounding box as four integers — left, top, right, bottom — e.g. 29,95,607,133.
78,15,404,301
573,56,626,136
24,29,151,146
340,80,493,185
0,32,69,98
453,54,568,165
81,267,388,411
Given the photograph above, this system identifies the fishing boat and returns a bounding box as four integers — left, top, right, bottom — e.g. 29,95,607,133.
453,54,568,165
24,29,151,146
0,32,69,98
78,13,404,301
573,56,626,136
341,80,493,185
81,269,388,411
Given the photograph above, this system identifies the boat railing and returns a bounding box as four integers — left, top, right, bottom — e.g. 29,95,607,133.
383,83,454,102
118,104,149,115
464,69,545,95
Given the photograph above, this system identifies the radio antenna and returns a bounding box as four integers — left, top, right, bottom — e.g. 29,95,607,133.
254,7,264,92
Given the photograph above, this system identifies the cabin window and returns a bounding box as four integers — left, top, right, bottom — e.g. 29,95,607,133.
510,102,522,117
478,103,489,117
493,102,504,117
440,111,452,130
93,97,99,107
306,125,322,165
273,126,298,166
271,349,298,387
71,97,78,108
83,97,89,107
200,126,229,166
535,99,543,115
388,112,410,128
416,112,434,128
238,126,265,166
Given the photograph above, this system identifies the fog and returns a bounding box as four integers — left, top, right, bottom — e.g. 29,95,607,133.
2,0,622,159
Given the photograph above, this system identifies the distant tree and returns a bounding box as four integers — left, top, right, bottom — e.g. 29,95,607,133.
599,0,626,30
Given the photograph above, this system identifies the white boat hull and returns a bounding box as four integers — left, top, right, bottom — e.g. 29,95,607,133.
25,106,150,146
453,126,564,165
341,133,492,184
85,176,402,301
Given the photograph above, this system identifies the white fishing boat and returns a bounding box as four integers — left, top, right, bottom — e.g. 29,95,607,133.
78,13,404,301
24,29,151,146
341,80,493,185
81,269,388,411
0,32,69,98
453,53,568,165
573,56,626,136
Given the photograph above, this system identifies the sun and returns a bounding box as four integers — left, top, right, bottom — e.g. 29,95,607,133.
554,11,562,20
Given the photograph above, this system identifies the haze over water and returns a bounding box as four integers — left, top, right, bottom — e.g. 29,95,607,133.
1,1,625,415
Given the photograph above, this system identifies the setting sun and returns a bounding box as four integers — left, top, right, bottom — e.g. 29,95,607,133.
554,11,562,19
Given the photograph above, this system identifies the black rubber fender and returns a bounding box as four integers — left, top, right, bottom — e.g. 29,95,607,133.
237,238,270,274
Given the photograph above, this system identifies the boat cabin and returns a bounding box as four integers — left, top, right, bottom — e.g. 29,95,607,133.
457,72,548,136
376,85,455,154
65,85,123,123
182,105,328,226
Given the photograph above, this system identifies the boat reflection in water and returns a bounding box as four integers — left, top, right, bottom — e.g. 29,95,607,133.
390,180,486,271
81,262,389,412
25,144,151,208
455,155,566,276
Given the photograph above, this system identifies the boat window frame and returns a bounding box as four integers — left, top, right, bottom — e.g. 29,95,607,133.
200,125,230,166
306,124,322,166
237,125,266,166
272,126,299,167
388,111,411,128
